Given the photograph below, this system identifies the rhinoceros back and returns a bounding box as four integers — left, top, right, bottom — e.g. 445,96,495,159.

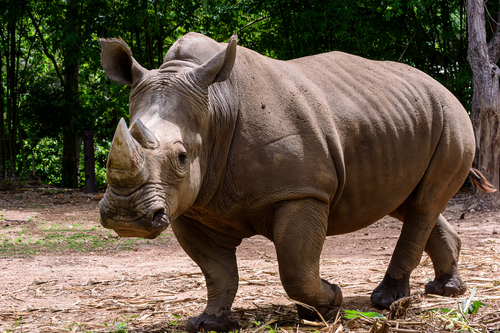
221,48,474,236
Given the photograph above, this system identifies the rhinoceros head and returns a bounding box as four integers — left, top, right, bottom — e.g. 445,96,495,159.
98,34,237,239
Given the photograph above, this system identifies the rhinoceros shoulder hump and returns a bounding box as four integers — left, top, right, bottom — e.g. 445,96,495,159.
163,32,225,66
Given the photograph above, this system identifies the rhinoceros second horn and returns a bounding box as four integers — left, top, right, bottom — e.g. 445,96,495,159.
130,119,159,149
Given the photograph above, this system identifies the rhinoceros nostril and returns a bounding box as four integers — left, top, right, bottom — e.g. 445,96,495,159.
152,209,166,229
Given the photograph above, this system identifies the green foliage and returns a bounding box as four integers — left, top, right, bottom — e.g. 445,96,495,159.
66,315,140,333
462,300,487,315
344,309,386,320
170,314,183,326
67,321,85,332
22,77,67,142
103,315,138,333
32,138,63,185
0,0,483,186
79,138,111,189
1,180,14,189
426,287,488,332
0,219,171,258
4,316,25,332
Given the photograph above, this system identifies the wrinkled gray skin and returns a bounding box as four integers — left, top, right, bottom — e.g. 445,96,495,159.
99,33,475,332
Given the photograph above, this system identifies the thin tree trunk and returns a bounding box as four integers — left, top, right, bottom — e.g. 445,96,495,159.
157,30,163,68
61,0,80,188
135,28,141,63
19,122,27,178
460,2,464,64
145,29,154,69
0,47,6,179
12,13,26,179
277,0,294,59
83,131,96,193
7,21,17,178
155,0,162,68
467,0,500,194
32,152,35,179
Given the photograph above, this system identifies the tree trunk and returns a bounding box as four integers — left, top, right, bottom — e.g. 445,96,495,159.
61,0,80,188
83,131,96,193
62,129,78,188
7,20,17,179
466,0,500,194
157,29,163,68
145,28,154,69
135,29,141,63
277,0,295,59
0,48,6,179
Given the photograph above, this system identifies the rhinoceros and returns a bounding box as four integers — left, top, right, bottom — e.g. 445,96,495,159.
98,33,495,332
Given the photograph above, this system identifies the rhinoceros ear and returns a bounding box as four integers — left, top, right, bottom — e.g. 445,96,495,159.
100,38,147,85
191,35,238,87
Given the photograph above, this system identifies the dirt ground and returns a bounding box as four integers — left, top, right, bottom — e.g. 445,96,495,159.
0,187,499,333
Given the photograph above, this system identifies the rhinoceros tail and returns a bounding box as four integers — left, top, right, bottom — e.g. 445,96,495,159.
469,168,497,193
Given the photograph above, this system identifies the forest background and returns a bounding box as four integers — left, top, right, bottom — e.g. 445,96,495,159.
0,0,495,189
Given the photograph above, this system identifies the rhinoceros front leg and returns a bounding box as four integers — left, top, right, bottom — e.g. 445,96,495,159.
371,211,437,309
424,214,466,296
171,216,241,333
272,198,342,321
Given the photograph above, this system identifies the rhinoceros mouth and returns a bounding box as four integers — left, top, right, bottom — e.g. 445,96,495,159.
99,205,170,239
98,185,171,239
102,213,170,239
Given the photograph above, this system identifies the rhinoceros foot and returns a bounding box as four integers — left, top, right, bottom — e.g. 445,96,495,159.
296,279,342,321
425,272,466,296
370,273,410,309
186,312,240,333
297,304,341,322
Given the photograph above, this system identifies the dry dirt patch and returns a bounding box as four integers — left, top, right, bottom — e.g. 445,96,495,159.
0,188,499,332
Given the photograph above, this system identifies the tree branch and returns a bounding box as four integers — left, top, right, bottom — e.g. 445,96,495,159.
238,15,271,33
26,6,65,87
487,2,500,64
19,37,36,89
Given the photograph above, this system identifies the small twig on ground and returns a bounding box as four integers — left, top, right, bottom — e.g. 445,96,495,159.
86,278,123,285
300,319,324,327
31,279,58,286
288,298,329,328
391,328,423,333
8,294,25,302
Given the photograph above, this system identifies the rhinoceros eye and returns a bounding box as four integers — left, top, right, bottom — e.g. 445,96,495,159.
178,152,187,164
170,142,189,178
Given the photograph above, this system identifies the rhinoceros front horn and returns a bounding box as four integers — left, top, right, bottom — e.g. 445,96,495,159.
107,118,148,188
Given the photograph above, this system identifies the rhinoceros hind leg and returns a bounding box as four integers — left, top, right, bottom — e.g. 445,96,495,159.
424,266,466,296
272,199,342,321
186,313,240,333
375,207,440,308
370,273,410,309
424,214,466,296
171,216,242,333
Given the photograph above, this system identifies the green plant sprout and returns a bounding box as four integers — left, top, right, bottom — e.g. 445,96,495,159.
170,314,182,325
103,314,138,333
427,287,487,332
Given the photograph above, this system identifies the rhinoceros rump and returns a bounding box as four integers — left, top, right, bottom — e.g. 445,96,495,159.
98,33,495,332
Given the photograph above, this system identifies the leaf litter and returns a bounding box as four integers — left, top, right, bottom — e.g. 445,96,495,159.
0,189,499,332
